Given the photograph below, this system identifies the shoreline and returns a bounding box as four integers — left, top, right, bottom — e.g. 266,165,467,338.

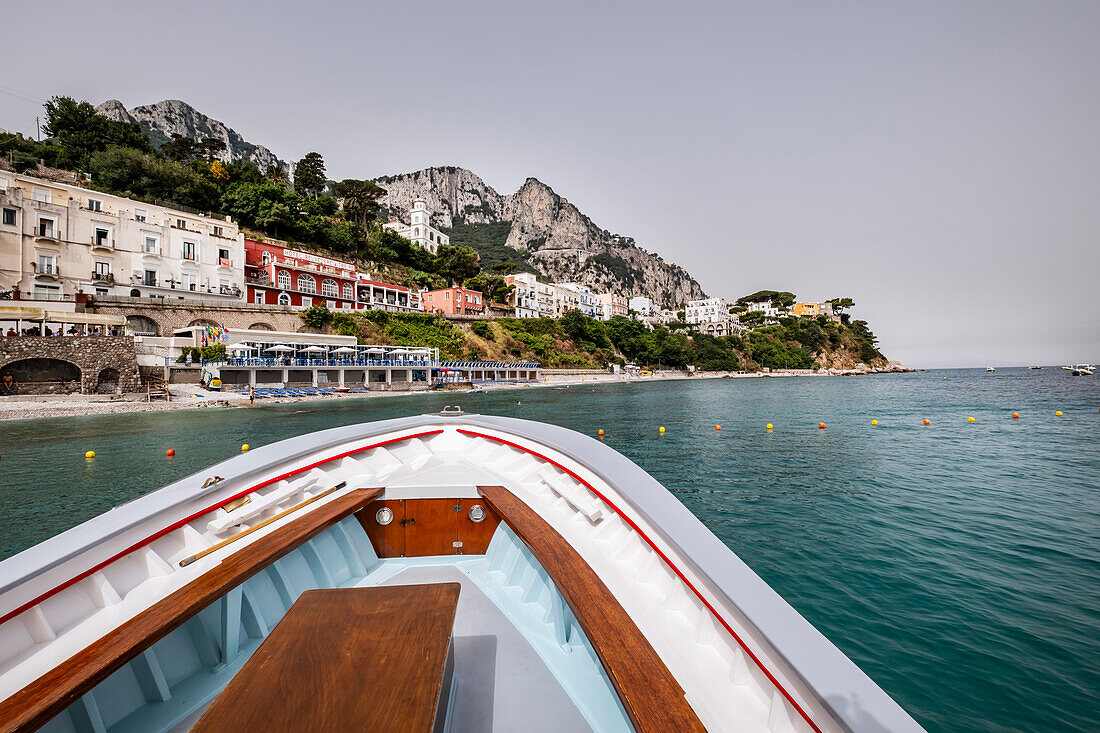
0,366,911,423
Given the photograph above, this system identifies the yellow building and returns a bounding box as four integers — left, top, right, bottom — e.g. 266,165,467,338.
791,302,835,318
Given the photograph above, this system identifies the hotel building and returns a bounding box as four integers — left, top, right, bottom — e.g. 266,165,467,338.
0,170,245,304
244,239,359,309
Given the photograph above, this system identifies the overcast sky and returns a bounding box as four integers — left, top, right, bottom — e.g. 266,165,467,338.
2,1,1097,367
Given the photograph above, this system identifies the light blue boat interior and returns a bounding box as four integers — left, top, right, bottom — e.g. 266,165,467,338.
39,520,633,733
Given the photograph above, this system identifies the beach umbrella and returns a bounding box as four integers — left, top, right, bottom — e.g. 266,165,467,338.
264,345,294,352
301,345,328,353
227,343,252,352
365,347,386,354
333,347,358,354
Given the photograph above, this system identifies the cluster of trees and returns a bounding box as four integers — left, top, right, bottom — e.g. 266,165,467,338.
5,96,488,289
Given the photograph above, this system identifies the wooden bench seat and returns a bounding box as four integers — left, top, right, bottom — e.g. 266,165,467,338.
0,487,382,732
192,584,461,732
478,485,706,733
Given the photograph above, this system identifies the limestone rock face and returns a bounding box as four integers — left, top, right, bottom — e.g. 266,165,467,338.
95,99,287,173
375,167,705,305
375,167,504,227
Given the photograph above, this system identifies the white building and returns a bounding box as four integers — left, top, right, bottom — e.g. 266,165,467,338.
505,273,540,318
746,301,780,317
685,297,728,325
628,296,654,318
556,282,604,319
383,199,450,255
0,170,244,304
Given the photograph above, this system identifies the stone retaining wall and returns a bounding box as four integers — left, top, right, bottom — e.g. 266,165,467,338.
0,336,142,394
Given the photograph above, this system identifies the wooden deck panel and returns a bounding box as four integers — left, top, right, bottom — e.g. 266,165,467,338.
0,487,382,732
478,484,706,733
191,584,460,732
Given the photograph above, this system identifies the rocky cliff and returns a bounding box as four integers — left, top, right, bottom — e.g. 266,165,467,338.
375,167,704,305
95,99,286,173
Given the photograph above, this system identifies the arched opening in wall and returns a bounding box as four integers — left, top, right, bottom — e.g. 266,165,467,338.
248,322,275,331
130,289,141,297
188,318,221,328
277,292,291,306
95,368,120,394
125,315,159,336
0,358,82,395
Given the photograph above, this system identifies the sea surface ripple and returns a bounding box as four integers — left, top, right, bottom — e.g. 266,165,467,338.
0,368,1097,732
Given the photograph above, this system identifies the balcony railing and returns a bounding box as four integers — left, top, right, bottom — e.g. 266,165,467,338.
91,236,114,250
31,262,59,277
91,272,114,283
36,229,60,240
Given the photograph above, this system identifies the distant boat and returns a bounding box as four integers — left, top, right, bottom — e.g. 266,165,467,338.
1029,365,1042,370
986,367,996,372
1062,364,1094,376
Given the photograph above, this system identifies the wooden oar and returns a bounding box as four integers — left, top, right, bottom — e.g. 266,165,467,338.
179,481,348,567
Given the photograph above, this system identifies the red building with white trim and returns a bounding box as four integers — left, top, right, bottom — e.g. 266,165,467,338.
357,276,422,313
244,239,359,310
422,286,484,315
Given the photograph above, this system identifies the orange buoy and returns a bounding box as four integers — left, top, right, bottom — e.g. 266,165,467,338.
166,449,175,457
1011,413,1019,419
597,429,604,436
923,419,931,425
818,422,826,429
715,425,721,431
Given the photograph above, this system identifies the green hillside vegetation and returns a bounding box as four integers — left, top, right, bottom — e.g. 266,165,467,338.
440,222,540,275
1,96,492,292
298,307,883,371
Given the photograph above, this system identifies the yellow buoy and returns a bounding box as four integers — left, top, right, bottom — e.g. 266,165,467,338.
658,426,665,434
968,417,975,423
871,420,878,426
85,450,95,459
766,423,774,430
1055,411,1063,416
241,444,250,452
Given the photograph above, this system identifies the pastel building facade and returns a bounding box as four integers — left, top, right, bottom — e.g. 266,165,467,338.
0,171,244,304
595,292,629,320
383,199,449,255
791,301,835,318
556,282,603,319
423,286,484,315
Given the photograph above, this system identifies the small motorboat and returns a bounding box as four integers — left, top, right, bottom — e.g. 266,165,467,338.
1062,364,1094,376
1029,366,1042,370
986,367,996,372
0,411,923,732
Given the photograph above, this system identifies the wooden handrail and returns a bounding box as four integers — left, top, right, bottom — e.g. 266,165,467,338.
477,485,705,733
179,482,346,566
0,487,382,732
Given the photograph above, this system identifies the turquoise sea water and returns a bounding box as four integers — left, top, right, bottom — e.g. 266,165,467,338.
0,368,1097,732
